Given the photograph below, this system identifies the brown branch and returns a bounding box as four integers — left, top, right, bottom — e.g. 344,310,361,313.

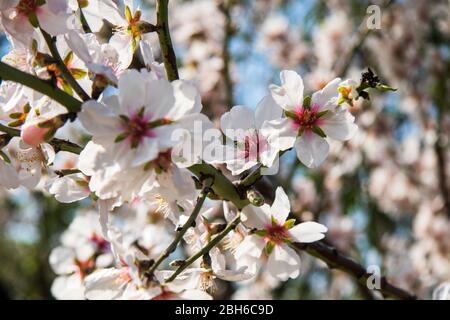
218,0,235,108
295,241,417,300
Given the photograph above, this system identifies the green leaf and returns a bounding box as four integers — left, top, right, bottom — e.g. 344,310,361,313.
376,84,398,92
114,132,128,143
303,95,311,109
284,219,296,229
265,241,275,255
255,230,268,237
312,125,327,138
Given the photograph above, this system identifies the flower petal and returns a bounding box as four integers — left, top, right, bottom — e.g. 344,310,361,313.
267,244,301,281
295,132,329,168
289,221,328,243
270,187,291,223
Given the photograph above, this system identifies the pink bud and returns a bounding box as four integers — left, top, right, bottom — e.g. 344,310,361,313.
21,123,50,146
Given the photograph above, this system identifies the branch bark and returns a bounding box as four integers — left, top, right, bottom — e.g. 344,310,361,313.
156,0,179,81
295,241,417,300
40,28,91,102
0,61,82,113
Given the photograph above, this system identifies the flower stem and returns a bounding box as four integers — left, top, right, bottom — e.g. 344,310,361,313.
165,214,241,283
40,28,91,102
145,177,214,277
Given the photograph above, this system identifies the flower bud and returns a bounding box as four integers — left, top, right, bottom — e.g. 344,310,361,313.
246,188,265,206
21,123,51,146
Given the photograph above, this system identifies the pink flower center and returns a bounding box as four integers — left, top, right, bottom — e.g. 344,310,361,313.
264,223,289,244
120,112,155,147
291,104,322,131
89,232,110,253
16,0,38,16
242,132,268,161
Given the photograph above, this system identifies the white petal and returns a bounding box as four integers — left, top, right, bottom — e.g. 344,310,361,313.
260,118,297,151
118,69,148,115
241,204,272,229
37,5,69,36
65,31,93,64
289,221,327,243
51,274,85,300
255,95,283,129
49,175,90,203
311,78,341,111
320,110,358,141
269,70,304,111
267,244,301,281
0,0,18,10
131,137,159,167
234,235,265,260
167,80,202,120
220,105,255,139
109,33,133,69
146,79,176,120
295,133,329,168
49,246,77,275
84,268,128,300
177,290,213,300
0,160,19,189
270,187,291,223
78,101,120,138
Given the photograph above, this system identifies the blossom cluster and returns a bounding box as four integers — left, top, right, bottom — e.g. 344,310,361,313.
0,0,401,300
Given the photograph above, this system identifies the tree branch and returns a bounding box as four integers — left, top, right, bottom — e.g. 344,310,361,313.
0,61,82,113
40,28,91,102
165,214,241,283
156,0,179,81
295,241,417,300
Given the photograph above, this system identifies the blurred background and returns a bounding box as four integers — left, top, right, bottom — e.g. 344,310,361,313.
1,0,450,299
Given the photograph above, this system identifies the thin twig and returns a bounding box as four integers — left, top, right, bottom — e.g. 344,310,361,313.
295,241,417,300
146,177,214,277
0,62,82,113
165,214,241,283
40,28,91,102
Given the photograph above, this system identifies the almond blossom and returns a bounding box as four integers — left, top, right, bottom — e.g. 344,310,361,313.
264,70,358,168
235,187,327,280
0,0,71,47
219,96,283,175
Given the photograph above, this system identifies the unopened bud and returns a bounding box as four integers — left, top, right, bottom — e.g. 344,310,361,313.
246,188,265,206
21,123,51,146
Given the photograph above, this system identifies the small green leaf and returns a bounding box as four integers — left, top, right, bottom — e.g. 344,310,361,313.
376,84,397,92
312,125,327,138
303,95,311,109
114,132,129,143
285,110,297,120
255,230,268,237
284,219,296,229
125,5,133,23
265,241,275,255
9,112,23,119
